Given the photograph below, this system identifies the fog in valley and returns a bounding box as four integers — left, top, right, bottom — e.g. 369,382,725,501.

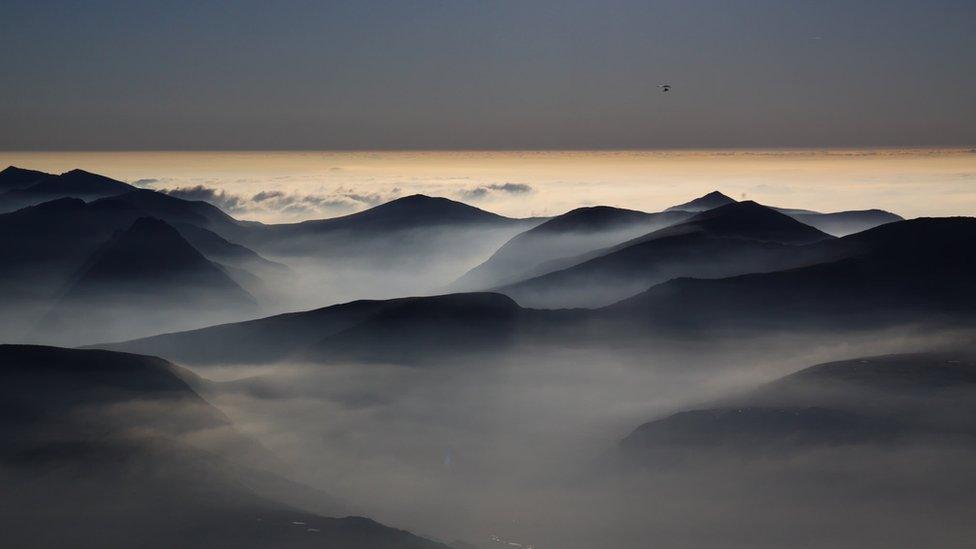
125,326,976,548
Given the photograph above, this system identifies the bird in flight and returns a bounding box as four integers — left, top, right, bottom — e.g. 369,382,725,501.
658,84,671,92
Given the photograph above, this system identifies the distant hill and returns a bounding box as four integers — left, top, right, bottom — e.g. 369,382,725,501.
497,201,834,308
305,194,513,231
0,168,135,212
451,206,692,291
787,209,903,236
662,189,901,236
0,345,449,549
36,217,257,345
665,190,737,212
621,352,976,458
249,194,540,258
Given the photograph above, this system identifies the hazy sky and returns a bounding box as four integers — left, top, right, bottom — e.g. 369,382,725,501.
2,0,974,150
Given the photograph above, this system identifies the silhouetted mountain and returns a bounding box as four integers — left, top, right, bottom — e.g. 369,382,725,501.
0,195,278,342
249,194,539,257
100,297,401,365
496,201,834,308
451,206,692,291
0,165,51,191
661,200,833,245
305,293,522,364
621,352,976,458
172,221,287,275
97,188,252,239
782,208,904,236
665,190,737,212
610,217,976,331
0,168,135,212
273,194,514,238
101,292,523,366
0,345,449,549
98,216,976,366
37,217,257,345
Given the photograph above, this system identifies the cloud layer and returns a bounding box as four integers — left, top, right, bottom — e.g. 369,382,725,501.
157,183,400,219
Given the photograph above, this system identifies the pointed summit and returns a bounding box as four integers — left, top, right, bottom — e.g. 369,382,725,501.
35,217,256,345
675,200,833,245
666,190,737,212
0,166,52,191
74,217,249,287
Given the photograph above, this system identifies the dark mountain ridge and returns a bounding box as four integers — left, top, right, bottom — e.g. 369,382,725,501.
494,201,834,307
451,206,692,291
0,168,135,212
0,166,51,191
610,217,976,330
100,216,976,366
35,217,257,345
101,292,523,366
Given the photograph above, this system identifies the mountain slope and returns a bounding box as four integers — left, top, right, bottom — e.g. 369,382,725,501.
496,201,834,308
0,345,449,549
787,208,903,236
0,195,277,342
97,188,251,239
609,217,976,330
37,217,257,345
99,293,523,366
621,352,976,457
451,206,692,291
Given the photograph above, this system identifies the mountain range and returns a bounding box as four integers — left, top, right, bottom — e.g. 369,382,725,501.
100,214,976,365
2,164,973,549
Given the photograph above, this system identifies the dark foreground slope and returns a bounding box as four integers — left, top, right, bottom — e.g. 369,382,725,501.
0,345,449,549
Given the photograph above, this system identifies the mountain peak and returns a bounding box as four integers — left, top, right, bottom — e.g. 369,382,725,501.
666,190,737,212
0,165,52,191
60,168,98,177
312,193,511,231
673,199,833,244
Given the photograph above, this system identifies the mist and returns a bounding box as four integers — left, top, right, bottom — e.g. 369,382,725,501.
176,325,976,549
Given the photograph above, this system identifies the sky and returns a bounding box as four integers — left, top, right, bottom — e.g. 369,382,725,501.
1,0,975,150
2,149,974,222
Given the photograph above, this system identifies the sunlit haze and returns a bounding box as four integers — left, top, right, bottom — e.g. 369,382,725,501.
1,149,974,222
